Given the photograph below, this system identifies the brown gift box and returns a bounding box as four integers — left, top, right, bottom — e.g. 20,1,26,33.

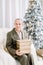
16,39,32,54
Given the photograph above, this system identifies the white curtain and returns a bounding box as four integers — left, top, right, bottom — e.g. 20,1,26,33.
0,0,28,28
0,0,43,28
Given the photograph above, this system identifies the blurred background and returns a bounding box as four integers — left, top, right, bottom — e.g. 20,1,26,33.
0,0,43,28
0,0,28,28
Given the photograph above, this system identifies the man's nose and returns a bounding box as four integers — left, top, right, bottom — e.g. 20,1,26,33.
17,24,20,27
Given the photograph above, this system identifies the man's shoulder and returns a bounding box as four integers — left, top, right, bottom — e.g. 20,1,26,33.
7,28,15,35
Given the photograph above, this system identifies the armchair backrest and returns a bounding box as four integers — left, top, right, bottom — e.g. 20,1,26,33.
0,28,12,50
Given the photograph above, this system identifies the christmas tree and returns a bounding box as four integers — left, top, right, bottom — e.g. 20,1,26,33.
24,0,43,49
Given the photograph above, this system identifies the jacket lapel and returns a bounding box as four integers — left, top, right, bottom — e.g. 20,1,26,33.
11,28,27,40
11,28,20,40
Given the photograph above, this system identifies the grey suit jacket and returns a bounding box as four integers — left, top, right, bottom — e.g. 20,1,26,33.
6,28,27,58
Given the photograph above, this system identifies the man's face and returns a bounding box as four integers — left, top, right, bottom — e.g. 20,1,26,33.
15,19,22,32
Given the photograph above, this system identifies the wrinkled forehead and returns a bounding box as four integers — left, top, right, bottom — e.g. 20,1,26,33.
14,19,23,24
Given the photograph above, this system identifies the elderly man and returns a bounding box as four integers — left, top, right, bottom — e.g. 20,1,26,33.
6,18,34,65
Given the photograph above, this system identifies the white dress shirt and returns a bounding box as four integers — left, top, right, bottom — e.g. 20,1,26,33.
17,31,22,39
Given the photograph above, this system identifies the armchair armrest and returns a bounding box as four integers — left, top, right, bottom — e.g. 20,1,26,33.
36,49,43,58
4,46,8,52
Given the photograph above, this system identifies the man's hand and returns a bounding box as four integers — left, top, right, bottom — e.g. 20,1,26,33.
16,49,31,56
16,50,24,56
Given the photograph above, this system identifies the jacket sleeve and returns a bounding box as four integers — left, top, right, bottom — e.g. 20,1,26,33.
6,32,16,56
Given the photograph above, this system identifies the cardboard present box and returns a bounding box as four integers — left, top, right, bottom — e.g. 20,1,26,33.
16,39,32,54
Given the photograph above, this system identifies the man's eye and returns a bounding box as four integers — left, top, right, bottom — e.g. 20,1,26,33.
19,24,21,25
16,23,18,25
16,23,21,25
